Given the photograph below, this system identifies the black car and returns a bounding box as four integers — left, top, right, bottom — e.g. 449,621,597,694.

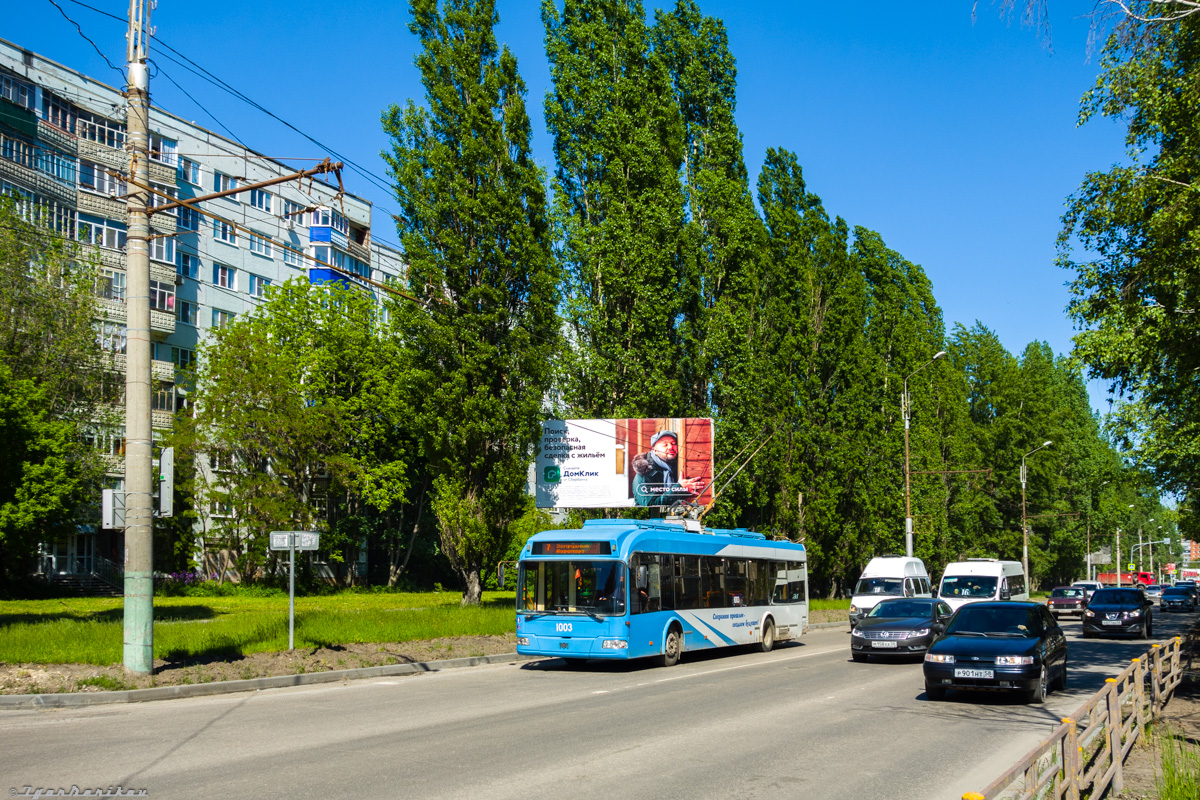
922,601,1068,704
1082,587,1154,638
1160,587,1197,612
850,598,954,661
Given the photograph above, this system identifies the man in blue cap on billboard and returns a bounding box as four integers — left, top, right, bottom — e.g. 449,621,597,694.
631,430,704,507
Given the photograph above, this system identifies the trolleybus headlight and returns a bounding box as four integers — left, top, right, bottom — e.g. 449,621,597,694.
601,640,628,650
995,655,1034,665
516,637,529,646
925,653,954,664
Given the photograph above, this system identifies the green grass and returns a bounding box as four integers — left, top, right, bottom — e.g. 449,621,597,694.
809,597,850,612
0,591,517,666
1156,724,1200,799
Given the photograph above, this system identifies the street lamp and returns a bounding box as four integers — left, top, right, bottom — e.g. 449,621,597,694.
1021,440,1053,585
902,350,946,558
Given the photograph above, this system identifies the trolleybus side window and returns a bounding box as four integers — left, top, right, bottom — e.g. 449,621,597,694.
726,558,748,606
772,561,807,604
702,556,725,608
748,560,771,606
677,556,701,609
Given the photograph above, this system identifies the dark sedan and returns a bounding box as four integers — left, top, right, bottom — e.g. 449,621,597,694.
850,598,954,661
922,601,1068,704
1046,586,1087,619
1082,587,1154,638
1161,587,1197,612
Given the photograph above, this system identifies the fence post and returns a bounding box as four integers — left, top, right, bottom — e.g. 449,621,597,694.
1062,716,1080,800
1106,677,1124,796
1132,657,1146,735
1150,644,1163,718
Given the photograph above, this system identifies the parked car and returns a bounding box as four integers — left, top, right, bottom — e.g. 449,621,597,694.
1160,587,1197,612
1071,580,1103,599
923,601,1068,704
1173,581,1199,603
1143,584,1164,603
1082,587,1154,638
1046,586,1088,619
850,598,954,661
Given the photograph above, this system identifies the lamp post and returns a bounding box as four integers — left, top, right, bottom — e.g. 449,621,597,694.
1020,440,1053,585
902,350,946,558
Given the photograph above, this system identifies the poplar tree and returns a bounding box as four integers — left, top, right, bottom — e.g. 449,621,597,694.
383,0,557,604
543,0,687,417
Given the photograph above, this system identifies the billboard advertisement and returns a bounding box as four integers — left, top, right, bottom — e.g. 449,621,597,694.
535,418,714,509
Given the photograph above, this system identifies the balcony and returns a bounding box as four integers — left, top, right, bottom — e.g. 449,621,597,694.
79,244,123,272
77,138,124,172
0,158,76,207
151,309,175,338
348,239,370,266
309,225,347,250
36,119,76,154
77,190,125,221
147,160,175,185
93,299,176,338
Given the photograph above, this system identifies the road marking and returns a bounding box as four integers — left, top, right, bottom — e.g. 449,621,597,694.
652,645,845,684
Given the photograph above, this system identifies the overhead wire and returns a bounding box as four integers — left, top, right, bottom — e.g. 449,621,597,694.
44,0,125,80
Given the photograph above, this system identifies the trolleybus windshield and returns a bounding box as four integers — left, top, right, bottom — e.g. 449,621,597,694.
519,560,626,616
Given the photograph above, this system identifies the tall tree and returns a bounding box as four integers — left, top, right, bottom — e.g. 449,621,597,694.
543,0,688,417
0,198,110,584
383,0,558,603
1058,8,1200,497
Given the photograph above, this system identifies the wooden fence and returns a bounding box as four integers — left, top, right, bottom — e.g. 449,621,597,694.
963,626,1194,800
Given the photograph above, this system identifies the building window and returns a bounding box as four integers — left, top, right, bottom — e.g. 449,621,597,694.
248,233,272,258
77,214,127,250
152,381,176,412
213,263,236,290
282,199,305,223
149,279,175,313
97,321,127,354
79,161,125,196
149,236,176,264
172,346,196,371
0,75,34,110
36,147,76,185
95,269,126,302
150,183,177,215
76,111,126,148
213,219,237,245
178,206,200,231
149,132,177,166
248,274,270,299
177,252,199,279
282,244,301,267
214,171,239,199
43,93,76,133
0,131,35,170
212,308,235,329
85,429,126,458
249,188,272,213
177,300,197,326
179,157,201,185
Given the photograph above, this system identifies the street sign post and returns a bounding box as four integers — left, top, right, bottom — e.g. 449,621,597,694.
269,531,320,650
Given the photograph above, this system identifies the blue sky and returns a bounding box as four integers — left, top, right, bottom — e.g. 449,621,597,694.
8,1,1127,410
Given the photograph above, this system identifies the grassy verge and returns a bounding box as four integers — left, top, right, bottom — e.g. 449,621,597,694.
0,591,516,666
1156,724,1200,799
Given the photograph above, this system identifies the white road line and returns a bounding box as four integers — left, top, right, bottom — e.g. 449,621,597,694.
652,644,846,684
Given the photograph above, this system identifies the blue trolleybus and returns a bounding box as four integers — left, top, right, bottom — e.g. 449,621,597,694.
515,518,809,666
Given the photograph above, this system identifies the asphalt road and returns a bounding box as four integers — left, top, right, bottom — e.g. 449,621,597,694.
2,609,1194,800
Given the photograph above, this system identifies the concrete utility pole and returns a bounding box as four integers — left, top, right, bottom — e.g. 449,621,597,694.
902,351,945,558
123,0,154,675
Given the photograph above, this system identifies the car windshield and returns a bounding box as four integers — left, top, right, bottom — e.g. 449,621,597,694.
854,577,904,596
1050,588,1084,598
939,575,998,598
867,600,933,618
1145,585,1162,591
518,560,626,617
1163,588,1188,597
1089,589,1142,605
945,605,1035,636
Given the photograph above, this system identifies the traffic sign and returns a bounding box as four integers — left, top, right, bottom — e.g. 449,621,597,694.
1167,562,1176,572
270,531,320,551
1127,562,1136,571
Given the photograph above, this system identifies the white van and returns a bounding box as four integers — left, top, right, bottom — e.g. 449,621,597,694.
937,559,1028,612
848,555,933,627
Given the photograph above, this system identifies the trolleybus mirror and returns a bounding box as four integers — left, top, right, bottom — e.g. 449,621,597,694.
636,565,648,589
498,563,506,588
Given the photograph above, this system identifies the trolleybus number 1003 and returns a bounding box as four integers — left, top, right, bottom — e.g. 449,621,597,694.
556,622,573,633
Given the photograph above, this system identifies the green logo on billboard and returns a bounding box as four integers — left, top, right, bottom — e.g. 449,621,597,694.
543,466,561,483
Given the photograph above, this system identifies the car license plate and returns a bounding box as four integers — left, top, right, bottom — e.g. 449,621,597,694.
871,640,897,648
954,668,994,679
1102,620,1121,626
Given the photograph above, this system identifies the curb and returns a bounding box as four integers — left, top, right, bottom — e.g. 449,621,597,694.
810,621,850,630
0,652,541,710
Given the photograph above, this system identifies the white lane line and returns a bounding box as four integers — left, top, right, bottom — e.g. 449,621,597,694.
652,645,846,684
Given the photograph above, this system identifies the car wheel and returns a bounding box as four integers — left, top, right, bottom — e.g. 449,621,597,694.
852,652,867,662
656,626,681,667
925,683,945,701
1141,618,1151,639
759,619,776,653
1054,661,1068,691
1028,666,1049,704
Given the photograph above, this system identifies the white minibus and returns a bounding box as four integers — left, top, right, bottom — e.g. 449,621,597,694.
848,555,932,627
937,559,1028,612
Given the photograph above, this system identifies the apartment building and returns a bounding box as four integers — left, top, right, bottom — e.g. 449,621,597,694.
0,37,404,585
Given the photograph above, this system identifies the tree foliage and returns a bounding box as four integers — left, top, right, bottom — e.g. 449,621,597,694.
383,0,558,603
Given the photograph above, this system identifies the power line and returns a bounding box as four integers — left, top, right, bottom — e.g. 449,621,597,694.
152,62,248,149
44,0,124,80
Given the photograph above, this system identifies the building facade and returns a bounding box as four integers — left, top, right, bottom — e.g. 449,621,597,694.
0,37,404,584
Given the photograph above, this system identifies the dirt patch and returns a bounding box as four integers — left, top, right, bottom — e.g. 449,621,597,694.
1113,639,1200,799
0,634,519,696
0,608,848,696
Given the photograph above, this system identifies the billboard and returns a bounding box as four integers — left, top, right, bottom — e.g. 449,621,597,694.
535,418,714,509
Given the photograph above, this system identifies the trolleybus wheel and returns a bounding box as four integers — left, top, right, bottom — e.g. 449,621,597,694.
759,619,776,653
657,626,681,667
